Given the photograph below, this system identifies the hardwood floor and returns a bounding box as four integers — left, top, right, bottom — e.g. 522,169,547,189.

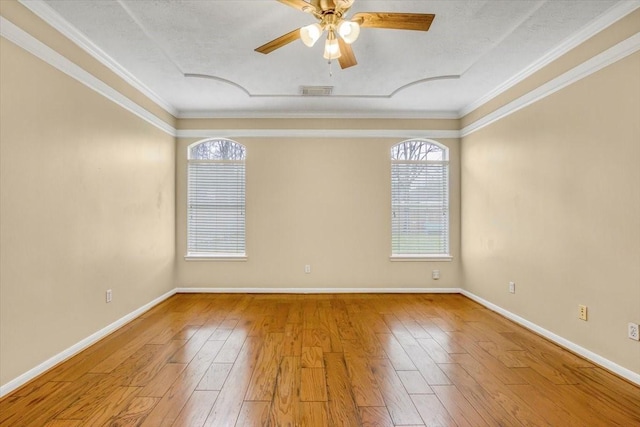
1,293,639,426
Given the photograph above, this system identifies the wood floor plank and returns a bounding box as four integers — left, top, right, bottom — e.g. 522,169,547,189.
3,294,639,427
432,385,490,427
43,421,82,427
509,384,584,427
448,332,528,385
438,362,522,426
127,341,186,386
54,375,123,420
172,390,219,427
140,340,225,426
202,336,264,427
341,342,385,407
416,338,454,364
301,346,324,368
138,363,186,397
573,367,640,415
196,363,233,392
450,353,550,426
82,386,140,426
376,333,416,371
397,370,433,395
411,394,457,426
324,353,361,427
302,327,332,353
244,332,284,401
5,385,75,426
213,323,250,364
511,367,609,427
393,330,451,385
301,401,329,426
21,374,107,425
369,358,423,426
236,401,271,426
109,396,160,426
300,368,328,402
282,322,302,357
170,326,217,364
269,356,301,426
359,406,394,427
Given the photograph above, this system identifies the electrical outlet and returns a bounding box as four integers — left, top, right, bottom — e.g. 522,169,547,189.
578,305,587,321
106,289,112,303
432,270,440,280
509,281,515,294
304,265,311,274
628,323,639,341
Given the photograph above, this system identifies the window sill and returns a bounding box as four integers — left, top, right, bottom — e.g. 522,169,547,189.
390,255,453,262
184,254,247,262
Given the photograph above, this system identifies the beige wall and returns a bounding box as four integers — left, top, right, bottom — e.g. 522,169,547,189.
461,52,640,373
0,37,176,385
176,136,461,289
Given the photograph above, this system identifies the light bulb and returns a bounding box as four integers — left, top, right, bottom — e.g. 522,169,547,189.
323,33,341,59
337,20,360,44
300,23,322,47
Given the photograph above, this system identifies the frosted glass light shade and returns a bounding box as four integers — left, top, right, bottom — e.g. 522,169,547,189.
323,35,341,59
337,20,360,44
300,23,322,47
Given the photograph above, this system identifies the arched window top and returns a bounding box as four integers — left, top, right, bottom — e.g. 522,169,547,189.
391,139,447,161
189,138,246,161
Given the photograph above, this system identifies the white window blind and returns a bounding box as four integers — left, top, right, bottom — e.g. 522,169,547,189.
187,139,246,257
391,140,449,256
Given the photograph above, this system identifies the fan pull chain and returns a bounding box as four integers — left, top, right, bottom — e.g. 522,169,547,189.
328,59,333,77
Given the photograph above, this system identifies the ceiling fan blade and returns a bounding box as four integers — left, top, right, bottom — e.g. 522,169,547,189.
277,0,317,13
352,12,435,31
255,28,301,54
337,38,357,69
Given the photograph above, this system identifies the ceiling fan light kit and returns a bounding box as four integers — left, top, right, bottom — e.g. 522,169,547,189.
300,23,322,47
323,31,342,59
256,0,435,70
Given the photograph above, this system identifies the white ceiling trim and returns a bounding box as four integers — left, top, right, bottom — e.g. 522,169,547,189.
177,110,460,120
18,0,178,117
0,16,176,137
176,129,461,140
182,73,461,100
459,0,640,117
461,32,640,137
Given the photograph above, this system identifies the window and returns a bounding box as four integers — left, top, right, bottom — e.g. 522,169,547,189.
187,139,246,258
391,139,449,258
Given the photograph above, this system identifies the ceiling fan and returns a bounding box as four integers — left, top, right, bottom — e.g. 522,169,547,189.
255,0,435,69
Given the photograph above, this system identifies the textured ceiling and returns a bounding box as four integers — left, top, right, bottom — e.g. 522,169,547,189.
25,0,629,117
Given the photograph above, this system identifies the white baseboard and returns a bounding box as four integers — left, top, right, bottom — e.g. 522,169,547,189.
0,288,177,398
460,290,640,386
176,287,462,294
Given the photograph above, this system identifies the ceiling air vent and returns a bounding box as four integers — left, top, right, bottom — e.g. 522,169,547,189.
300,86,333,96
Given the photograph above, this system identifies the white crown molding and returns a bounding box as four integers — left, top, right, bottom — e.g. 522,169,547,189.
460,290,640,386
459,0,640,118
176,129,462,140
0,17,176,137
18,0,177,117
0,289,176,398
177,110,461,120
461,32,640,137
176,287,462,294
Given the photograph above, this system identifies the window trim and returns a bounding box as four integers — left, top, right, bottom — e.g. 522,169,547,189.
390,139,451,259
186,138,247,260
